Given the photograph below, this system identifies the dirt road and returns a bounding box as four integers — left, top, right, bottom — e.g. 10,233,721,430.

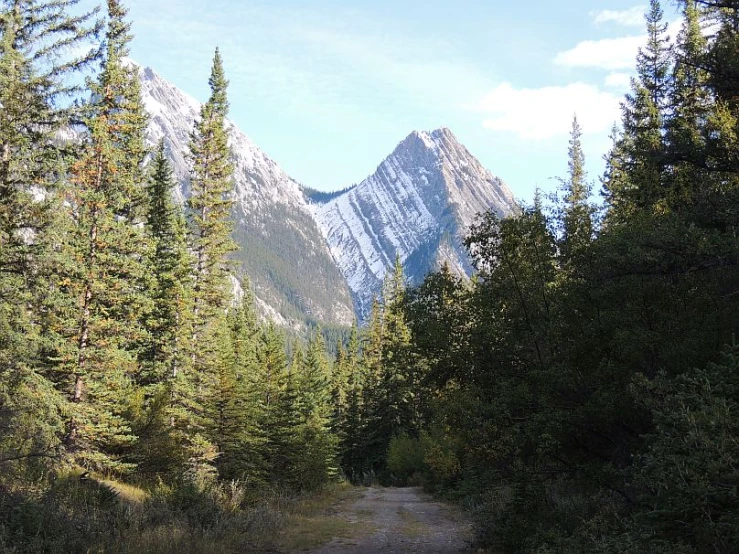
308,486,473,553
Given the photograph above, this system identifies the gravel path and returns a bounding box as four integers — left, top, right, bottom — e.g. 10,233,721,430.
309,486,474,553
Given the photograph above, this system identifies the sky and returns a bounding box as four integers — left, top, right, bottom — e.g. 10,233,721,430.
77,0,684,202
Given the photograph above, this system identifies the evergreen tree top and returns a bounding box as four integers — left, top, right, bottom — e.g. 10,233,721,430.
105,0,132,64
207,47,229,117
636,0,671,102
565,115,589,206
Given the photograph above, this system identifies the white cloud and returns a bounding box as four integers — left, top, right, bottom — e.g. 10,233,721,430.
592,6,646,27
554,35,645,70
604,72,632,89
473,82,621,140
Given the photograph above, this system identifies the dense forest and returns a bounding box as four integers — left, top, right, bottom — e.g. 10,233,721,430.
1,0,738,553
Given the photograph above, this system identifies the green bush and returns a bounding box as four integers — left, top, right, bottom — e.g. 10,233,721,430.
386,432,434,485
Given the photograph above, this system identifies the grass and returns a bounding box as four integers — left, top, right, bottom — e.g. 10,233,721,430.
397,507,429,539
1,476,366,554
276,482,375,552
97,479,150,504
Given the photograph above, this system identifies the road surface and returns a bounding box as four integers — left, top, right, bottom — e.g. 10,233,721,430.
308,486,473,553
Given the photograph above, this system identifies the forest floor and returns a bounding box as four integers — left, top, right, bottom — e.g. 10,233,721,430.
279,486,474,553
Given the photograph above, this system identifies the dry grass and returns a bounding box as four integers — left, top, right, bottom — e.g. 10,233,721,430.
97,479,150,504
397,507,428,539
1,477,377,554
277,482,374,552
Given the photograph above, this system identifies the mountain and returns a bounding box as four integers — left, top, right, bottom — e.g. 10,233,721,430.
134,62,516,325
136,64,355,328
313,128,517,317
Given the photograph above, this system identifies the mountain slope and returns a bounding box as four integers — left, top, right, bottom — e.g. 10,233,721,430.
313,128,517,317
137,64,355,327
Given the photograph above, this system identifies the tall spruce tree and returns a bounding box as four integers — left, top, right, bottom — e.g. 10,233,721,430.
145,141,192,378
187,47,235,342
340,324,364,477
222,287,266,484
134,140,194,471
48,0,152,473
607,0,672,217
184,49,236,468
666,1,712,213
380,256,416,439
560,115,594,262
294,329,337,488
0,0,99,477
351,297,385,477
263,333,300,486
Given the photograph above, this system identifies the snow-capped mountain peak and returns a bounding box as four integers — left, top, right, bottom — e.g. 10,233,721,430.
314,127,517,317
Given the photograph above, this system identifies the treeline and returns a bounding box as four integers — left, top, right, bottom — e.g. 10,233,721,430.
377,1,739,552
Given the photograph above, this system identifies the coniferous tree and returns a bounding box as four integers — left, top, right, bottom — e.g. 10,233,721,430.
49,0,152,473
0,0,99,478
208,315,242,480
144,141,192,386
665,1,714,215
294,329,337,488
354,297,385,476
339,322,365,480
264,337,300,487
330,341,348,438
257,322,287,412
607,0,671,217
222,283,267,483
183,48,236,477
187,47,235,350
560,115,594,261
378,256,416,443
131,141,194,472
298,329,331,420
602,124,631,225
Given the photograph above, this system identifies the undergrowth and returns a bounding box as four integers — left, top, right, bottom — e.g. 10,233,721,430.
0,474,355,554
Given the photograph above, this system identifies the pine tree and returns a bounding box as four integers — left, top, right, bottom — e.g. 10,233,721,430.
263,334,300,486
608,0,672,217
601,124,632,226
560,115,594,262
0,0,100,199
298,329,331,419
187,47,236,346
357,297,386,475
0,0,99,478
294,329,337,488
340,323,364,480
144,141,192,382
257,322,287,411
128,141,194,472
207,315,242,480
203,287,268,482
182,48,236,478
224,286,267,484
379,256,416,439
666,1,712,212
48,0,152,473
330,341,348,438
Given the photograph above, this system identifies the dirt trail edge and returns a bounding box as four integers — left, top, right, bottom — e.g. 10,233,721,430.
308,486,474,554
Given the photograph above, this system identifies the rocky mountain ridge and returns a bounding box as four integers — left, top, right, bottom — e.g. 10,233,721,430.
312,128,517,317
136,62,355,328
136,62,517,325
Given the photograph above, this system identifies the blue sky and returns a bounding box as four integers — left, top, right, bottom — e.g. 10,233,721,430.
78,1,682,201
